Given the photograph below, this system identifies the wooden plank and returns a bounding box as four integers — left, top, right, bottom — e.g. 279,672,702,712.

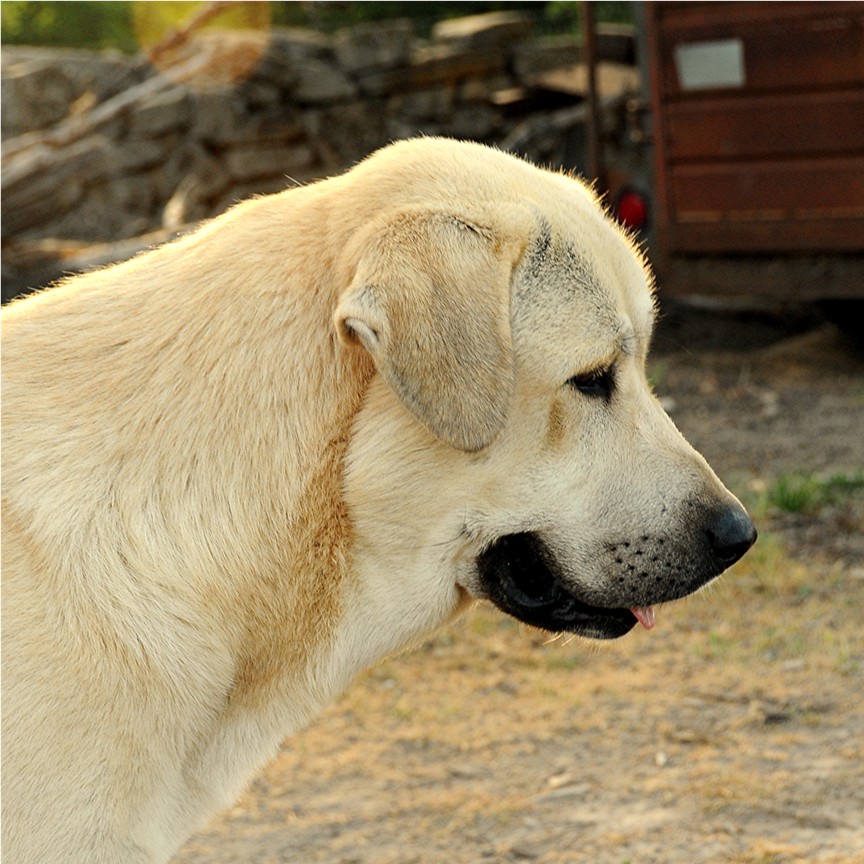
664,90,864,161
665,216,864,254
669,156,864,216
643,3,676,263
656,2,857,34
654,253,864,300
656,3,864,96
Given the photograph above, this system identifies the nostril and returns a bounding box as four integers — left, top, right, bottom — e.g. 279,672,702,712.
706,505,757,566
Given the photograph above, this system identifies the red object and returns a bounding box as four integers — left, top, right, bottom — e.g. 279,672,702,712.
615,189,649,230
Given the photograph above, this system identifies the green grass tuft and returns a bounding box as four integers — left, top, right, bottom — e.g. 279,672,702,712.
765,470,864,515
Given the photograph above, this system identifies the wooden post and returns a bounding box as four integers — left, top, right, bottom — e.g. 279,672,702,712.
581,1,606,192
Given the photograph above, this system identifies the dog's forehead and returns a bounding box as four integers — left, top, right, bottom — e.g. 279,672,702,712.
510,213,655,379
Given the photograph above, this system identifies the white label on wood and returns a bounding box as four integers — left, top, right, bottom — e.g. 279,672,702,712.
674,39,746,90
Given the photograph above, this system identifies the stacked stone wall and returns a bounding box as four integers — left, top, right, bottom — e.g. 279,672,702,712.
1,12,638,293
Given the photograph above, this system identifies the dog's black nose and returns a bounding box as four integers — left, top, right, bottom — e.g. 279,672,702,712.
706,505,757,567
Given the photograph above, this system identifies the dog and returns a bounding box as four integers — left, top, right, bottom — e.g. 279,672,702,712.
1,138,755,863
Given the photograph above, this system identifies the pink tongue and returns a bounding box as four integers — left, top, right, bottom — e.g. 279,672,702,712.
631,606,656,630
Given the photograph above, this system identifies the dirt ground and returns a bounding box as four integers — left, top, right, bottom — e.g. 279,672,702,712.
174,304,864,864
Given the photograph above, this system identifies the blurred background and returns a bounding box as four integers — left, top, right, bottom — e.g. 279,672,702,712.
3,4,863,863
4,0,860,318
1,0,639,298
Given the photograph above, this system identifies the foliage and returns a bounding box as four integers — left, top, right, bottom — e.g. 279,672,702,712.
765,470,864,515
546,0,634,32
1,1,136,52
133,1,271,53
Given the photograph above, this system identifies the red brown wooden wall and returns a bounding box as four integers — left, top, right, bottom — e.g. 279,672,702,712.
645,1,864,255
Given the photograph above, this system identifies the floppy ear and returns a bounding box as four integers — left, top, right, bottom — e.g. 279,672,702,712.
335,211,517,452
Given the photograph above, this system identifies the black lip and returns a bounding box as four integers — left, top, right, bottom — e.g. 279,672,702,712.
476,533,637,639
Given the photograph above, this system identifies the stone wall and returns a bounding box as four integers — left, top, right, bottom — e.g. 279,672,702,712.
1,12,638,294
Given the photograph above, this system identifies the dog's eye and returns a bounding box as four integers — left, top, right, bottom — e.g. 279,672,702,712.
567,366,615,400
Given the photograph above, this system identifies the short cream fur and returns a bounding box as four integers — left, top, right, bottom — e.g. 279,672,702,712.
1,138,752,862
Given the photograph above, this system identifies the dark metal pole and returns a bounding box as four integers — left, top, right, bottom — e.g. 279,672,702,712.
581,1,607,192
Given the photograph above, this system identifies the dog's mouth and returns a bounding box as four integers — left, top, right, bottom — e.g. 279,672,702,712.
475,532,652,640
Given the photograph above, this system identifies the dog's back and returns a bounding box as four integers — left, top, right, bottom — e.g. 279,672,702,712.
0,184,368,861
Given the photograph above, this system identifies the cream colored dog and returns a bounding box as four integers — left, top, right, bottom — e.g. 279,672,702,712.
1,138,755,863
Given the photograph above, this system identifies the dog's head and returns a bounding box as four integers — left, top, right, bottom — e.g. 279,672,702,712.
333,139,755,646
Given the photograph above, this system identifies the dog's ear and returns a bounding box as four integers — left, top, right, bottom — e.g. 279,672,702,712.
335,211,519,452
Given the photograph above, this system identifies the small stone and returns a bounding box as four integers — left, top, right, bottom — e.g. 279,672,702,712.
432,12,533,51
335,20,414,75
129,88,190,137
293,58,356,105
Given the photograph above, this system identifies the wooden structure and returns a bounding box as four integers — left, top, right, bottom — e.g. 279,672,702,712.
641,1,864,299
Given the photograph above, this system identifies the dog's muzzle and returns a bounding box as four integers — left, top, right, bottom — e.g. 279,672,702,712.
476,532,639,639
475,506,755,639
